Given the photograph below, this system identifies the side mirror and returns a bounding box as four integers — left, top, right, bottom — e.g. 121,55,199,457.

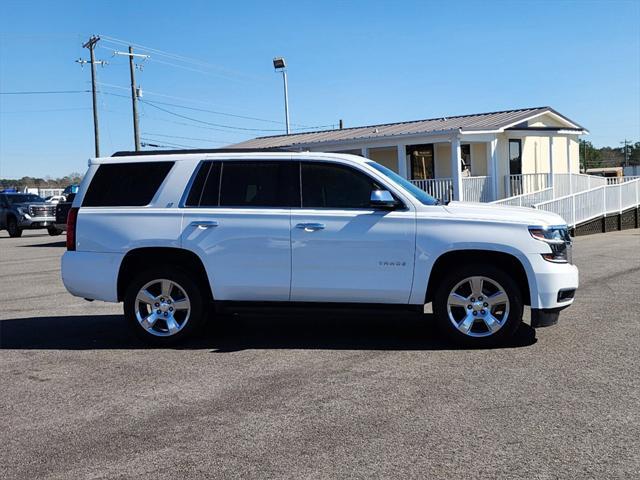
370,189,398,209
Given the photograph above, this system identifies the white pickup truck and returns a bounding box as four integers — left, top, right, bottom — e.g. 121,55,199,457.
61,150,578,347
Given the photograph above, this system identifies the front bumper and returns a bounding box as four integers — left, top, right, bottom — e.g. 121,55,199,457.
527,253,579,310
18,215,56,228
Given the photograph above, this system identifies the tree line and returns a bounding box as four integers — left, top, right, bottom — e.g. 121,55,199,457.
0,173,84,190
579,140,640,170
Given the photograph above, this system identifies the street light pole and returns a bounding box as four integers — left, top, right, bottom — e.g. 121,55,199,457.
281,69,290,135
273,57,290,135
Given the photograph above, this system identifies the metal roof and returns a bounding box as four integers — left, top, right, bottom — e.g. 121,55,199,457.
231,106,585,149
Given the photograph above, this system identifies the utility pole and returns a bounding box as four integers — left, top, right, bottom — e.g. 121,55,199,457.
79,35,105,157
621,139,630,167
113,48,149,151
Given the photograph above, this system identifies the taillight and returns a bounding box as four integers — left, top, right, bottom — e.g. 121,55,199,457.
66,207,79,251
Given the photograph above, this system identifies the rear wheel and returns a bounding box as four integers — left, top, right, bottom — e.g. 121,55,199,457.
48,227,63,236
433,264,523,347
7,217,22,238
124,268,206,346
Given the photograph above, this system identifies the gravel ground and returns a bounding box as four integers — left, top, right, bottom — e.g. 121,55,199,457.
1,229,639,479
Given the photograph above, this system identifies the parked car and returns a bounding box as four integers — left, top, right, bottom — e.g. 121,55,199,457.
54,193,75,232
1,192,63,237
61,150,579,347
45,195,66,204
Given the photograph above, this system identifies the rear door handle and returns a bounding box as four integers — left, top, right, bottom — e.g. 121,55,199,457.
190,220,219,229
295,222,325,232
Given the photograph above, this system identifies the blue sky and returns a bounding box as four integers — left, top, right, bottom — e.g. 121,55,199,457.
1,0,639,178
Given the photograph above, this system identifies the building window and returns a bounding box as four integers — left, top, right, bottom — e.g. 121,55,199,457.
408,144,434,180
509,139,522,175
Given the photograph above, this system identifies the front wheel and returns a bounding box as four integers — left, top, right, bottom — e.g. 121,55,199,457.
433,264,523,347
48,227,63,236
124,268,206,346
7,217,22,238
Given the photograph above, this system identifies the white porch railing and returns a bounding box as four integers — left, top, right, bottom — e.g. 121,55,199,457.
606,176,640,185
462,176,492,203
552,173,607,197
533,178,640,227
492,187,554,208
410,178,452,202
410,176,492,203
505,173,552,197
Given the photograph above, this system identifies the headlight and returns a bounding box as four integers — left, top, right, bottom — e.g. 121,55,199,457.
16,207,26,214
529,226,572,264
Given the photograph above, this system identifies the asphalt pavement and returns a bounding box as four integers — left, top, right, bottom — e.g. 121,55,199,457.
1,229,639,479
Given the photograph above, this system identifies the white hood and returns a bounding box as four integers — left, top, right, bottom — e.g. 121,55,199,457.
438,201,567,227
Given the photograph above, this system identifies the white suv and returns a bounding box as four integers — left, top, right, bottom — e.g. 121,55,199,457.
61,150,578,346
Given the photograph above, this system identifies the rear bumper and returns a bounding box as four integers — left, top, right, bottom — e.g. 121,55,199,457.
61,251,123,302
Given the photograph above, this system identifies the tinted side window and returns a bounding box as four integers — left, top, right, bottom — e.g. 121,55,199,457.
83,162,174,207
184,161,221,207
301,162,381,208
219,162,299,208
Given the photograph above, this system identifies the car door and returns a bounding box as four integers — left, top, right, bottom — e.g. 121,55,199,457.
180,159,298,301
290,161,416,304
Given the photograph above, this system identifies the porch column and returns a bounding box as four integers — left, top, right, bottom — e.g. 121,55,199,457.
361,147,369,158
566,136,573,195
549,136,555,190
451,135,463,201
396,144,408,179
486,137,499,201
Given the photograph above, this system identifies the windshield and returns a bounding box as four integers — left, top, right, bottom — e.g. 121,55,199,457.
367,161,439,206
6,194,44,204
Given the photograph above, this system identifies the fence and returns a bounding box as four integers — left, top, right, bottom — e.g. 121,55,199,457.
533,178,640,227
410,178,452,202
606,176,640,185
552,173,607,197
491,187,554,208
462,176,492,203
505,173,551,197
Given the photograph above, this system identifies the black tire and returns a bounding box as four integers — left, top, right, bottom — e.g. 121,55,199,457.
48,227,63,236
433,264,523,347
124,267,206,346
7,217,22,238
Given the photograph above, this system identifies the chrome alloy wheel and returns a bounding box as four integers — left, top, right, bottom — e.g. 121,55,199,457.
134,279,191,337
446,276,510,338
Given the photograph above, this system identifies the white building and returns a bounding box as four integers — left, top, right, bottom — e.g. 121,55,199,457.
232,106,587,202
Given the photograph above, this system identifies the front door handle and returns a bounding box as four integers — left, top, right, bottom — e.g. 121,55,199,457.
295,222,325,232
190,220,219,229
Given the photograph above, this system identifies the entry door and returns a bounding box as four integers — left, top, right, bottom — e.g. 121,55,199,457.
290,162,416,304
181,160,297,301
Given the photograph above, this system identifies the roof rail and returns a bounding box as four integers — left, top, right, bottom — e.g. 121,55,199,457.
111,147,292,157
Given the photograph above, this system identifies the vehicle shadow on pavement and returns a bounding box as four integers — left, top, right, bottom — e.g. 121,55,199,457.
17,240,66,248
0,313,537,351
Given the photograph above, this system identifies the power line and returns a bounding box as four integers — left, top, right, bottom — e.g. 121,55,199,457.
141,98,334,133
141,132,233,144
140,99,287,132
0,90,90,95
0,107,92,114
140,137,198,149
96,82,318,127
99,35,246,75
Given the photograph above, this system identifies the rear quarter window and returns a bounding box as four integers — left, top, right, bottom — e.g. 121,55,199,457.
82,162,174,207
